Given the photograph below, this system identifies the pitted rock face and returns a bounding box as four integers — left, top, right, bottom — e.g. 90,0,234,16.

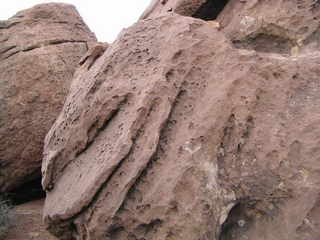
0,3,96,192
141,0,320,55
43,8,320,240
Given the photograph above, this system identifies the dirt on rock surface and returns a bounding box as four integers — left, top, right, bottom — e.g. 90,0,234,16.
5,199,57,240
0,3,96,192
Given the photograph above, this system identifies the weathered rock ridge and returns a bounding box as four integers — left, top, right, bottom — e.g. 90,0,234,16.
0,3,96,192
43,1,320,240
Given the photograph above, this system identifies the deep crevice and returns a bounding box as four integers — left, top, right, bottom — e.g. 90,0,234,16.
60,95,129,177
192,0,231,20
114,87,187,216
75,101,125,158
5,177,45,205
87,99,162,224
219,202,252,240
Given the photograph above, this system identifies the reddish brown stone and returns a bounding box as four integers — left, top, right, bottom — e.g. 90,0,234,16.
0,3,96,192
43,1,320,239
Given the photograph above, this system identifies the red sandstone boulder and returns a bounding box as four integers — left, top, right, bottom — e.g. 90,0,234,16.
0,3,96,192
43,1,320,239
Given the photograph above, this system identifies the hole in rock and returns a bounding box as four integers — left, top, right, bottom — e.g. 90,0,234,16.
219,202,253,240
6,177,45,205
192,0,231,20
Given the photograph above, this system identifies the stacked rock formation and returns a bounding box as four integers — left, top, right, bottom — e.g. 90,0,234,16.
0,3,96,192
3,0,319,239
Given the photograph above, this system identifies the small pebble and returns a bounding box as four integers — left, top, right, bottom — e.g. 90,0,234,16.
238,219,246,227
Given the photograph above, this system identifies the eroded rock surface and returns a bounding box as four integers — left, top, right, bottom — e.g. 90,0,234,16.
5,199,58,240
43,1,320,240
141,0,320,55
0,3,96,192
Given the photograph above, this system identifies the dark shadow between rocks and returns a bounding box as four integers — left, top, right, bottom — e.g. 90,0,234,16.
192,0,231,20
219,202,253,240
5,177,45,205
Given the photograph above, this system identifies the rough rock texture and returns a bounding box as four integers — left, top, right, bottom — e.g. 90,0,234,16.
0,3,96,192
140,0,320,55
6,199,58,240
43,1,320,240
